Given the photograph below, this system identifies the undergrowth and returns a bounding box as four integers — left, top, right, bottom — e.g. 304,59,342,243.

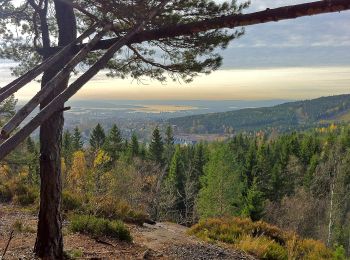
69,214,132,242
189,218,335,260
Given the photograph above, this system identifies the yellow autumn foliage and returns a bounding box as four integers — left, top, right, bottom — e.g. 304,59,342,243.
93,149,111,168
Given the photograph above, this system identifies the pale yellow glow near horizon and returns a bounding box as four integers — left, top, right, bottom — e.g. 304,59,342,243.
13,66,350,101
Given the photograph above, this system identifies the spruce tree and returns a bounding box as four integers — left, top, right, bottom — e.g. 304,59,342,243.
162,145,185,220
89,123,106,151
62,130,73,166
198,144,243,218
72,127,84,151
165,125,174,146
164,125,175,164
241,178,265,221
192,143,206,192
104,124,123,161
130,132,139,157
150,127,164,165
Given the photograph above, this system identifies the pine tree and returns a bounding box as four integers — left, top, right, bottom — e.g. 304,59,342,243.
1,0,339,256
0,95,16,125
72,127,84,151
89,123,106,151
150,127,164,165
104,124,123,161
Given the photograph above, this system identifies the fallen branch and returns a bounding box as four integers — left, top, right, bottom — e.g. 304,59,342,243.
1,230,14,259
94,238,116,247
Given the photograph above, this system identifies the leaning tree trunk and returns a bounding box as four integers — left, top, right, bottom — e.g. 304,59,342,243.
34,0,76,258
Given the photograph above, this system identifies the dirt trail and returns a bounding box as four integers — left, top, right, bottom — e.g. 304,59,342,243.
0,204,255,259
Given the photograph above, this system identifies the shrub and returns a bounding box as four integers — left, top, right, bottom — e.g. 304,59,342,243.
238,235,288,260
0,184,12,202
62,191,82,212
70,214,132,242
88,196,148,225
6,179,38,206
333,245,346,260
12,220,24,232
65,249,84,259
296,239,334,260
189,217,334,260
13,187,38,206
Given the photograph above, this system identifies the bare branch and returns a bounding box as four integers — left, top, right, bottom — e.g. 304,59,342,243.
127,44,179,72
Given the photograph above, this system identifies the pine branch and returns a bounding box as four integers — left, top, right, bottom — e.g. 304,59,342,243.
40,0,350,56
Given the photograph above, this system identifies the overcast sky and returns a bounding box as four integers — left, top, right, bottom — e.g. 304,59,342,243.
1,0,350,101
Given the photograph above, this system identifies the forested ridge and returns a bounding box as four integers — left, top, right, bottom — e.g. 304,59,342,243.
2,96,350,258
169,94,350,134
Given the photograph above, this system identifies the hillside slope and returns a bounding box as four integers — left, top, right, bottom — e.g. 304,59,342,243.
0,204,254,260
169,94,350,134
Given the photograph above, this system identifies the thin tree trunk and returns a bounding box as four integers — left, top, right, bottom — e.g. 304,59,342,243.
34,0,76,258
327,178,335,246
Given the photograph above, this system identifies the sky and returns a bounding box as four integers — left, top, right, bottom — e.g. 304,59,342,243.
1,0,350,101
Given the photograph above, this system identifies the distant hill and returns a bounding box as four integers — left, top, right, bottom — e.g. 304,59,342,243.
168,94,350,134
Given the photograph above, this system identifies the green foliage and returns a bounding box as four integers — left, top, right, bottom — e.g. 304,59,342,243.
333,245,346,260
0,95,17,125
197,143,243,218
241,178,265,221
5,179,39,206
104,124,123,161
62,130,73,165
65,249,84,259
13,187,39,206
72,127,84,151
129,132,139,158
149,127,164,165
70,215,132,242
89,123,106,151
62,191,82,212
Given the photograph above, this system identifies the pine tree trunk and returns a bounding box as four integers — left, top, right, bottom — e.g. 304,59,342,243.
34,1,76,258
